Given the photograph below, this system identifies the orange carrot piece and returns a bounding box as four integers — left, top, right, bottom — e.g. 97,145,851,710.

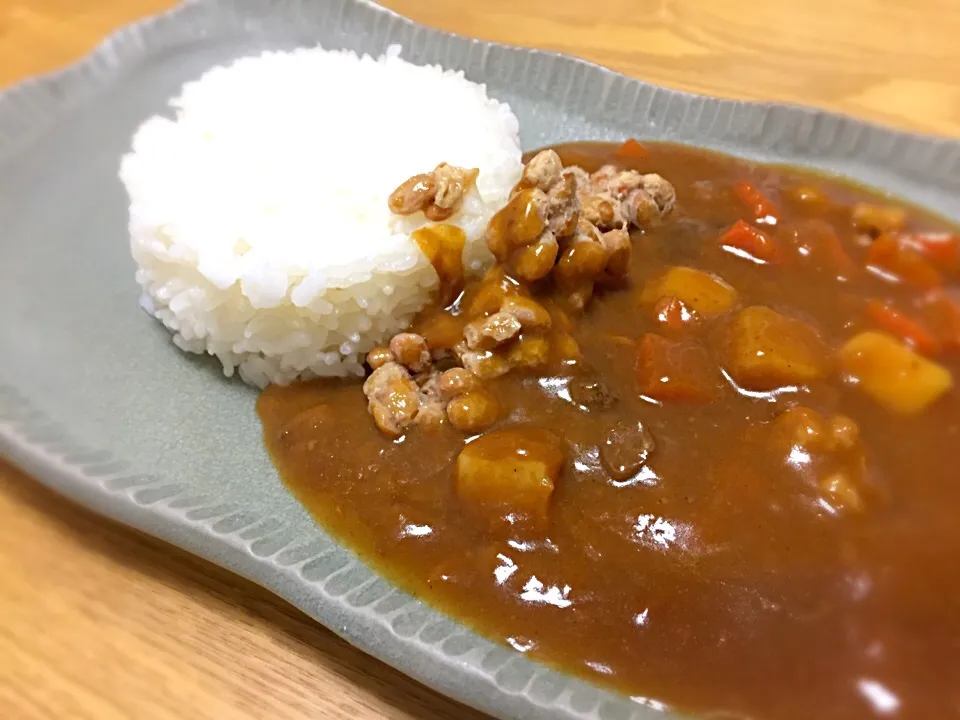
789,221,858,277
899,232,960,273
719,220,780,264
614,138,645,160
865,235,897,268
734,180,780,222
819,226,858,277
865,301,941,356
653,296,692,330
636,334,717,403
866,235,943,289
922,289,960,354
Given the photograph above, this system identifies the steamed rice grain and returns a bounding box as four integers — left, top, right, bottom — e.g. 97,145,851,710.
121,45,523,387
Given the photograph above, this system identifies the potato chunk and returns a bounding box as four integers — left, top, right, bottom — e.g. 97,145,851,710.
770,407,859,454
838,331,953,415
640,266,738,315
727,306,830,390
768,406,828,453
767,407,867,514
456,427,564,520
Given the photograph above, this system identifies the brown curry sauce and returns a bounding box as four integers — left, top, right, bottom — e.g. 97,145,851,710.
258,143,960,720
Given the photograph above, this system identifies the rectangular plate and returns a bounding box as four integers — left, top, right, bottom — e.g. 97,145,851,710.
0,1,957,719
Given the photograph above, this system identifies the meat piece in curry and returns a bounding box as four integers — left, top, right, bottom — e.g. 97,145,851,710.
259,141,960,720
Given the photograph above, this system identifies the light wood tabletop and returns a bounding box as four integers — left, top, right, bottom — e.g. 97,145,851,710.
1,1,958,719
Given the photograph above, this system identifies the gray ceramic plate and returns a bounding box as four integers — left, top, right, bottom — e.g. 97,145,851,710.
1,1,958,718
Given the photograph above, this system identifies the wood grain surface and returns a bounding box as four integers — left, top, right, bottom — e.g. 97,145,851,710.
1,1,958,719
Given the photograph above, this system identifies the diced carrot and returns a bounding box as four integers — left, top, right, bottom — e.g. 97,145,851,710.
719,220,780,264
865,234,943,289
864,300,940,356
921,289,960,354
786,220,858,278
819,225,858,278
734,180,780,222
865,235,896,270
653,296,692,330
898,232,960,273
614,138,645,160
636,334,717,403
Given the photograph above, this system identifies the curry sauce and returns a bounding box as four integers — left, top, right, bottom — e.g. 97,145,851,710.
258,143,960,720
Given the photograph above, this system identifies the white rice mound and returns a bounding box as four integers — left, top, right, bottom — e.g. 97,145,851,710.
120,45,523,388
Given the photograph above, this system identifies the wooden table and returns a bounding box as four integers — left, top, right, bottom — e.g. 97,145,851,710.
1,1,958,718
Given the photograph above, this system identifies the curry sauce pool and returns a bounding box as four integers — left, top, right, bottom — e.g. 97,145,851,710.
258,142,960,720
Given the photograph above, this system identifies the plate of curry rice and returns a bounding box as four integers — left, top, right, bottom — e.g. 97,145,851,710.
1,1,959,719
